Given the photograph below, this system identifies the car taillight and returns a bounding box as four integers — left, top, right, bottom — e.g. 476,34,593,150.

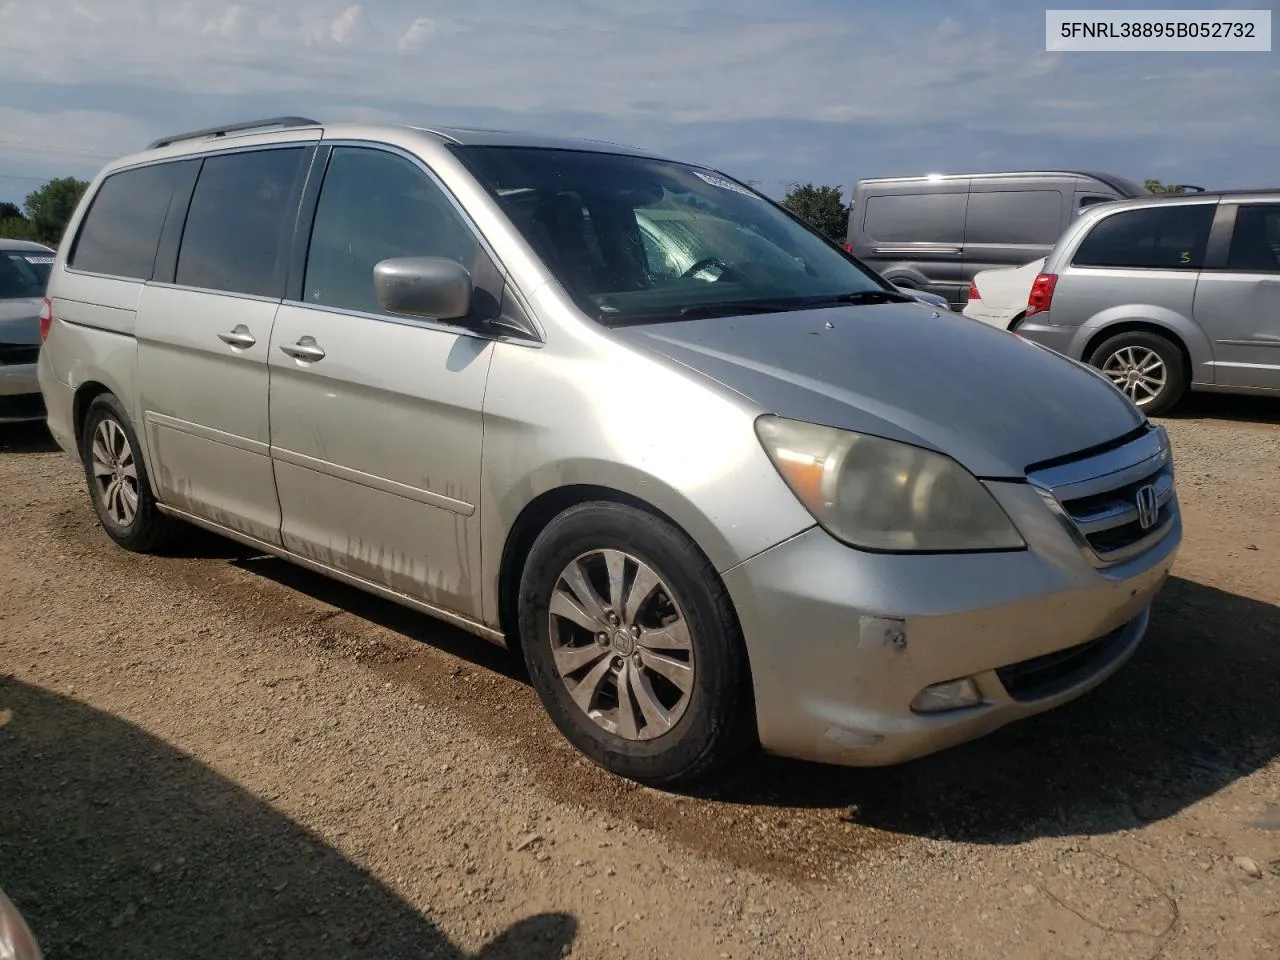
1025,273,1058,318
38,298,52,341
843,243,853,253
967,281,980,302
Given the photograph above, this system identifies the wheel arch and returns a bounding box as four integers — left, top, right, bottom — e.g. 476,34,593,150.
1081,320,1194,385
498,483,726,654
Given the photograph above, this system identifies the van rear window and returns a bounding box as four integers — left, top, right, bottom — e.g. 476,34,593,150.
70,163,188,280
862,193,966,244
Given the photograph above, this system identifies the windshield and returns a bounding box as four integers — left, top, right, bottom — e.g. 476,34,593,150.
452,146,887,324
0,250,52,300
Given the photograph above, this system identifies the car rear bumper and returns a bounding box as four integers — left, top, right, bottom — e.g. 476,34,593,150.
723,480,1180,767
1015,320,1080,358
0,362,45,421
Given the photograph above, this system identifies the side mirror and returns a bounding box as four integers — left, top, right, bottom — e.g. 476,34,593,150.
373,257,472,322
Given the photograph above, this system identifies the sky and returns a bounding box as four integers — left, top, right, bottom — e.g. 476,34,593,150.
0,0,1277,206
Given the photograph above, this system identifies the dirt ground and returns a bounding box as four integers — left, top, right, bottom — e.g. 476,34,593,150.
1,393,1278,959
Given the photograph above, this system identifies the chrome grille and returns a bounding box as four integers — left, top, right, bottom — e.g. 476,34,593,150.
1027,425,1177,566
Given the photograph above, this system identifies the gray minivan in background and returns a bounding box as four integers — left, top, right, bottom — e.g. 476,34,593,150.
846,171,1149,308
1017,190,1280,415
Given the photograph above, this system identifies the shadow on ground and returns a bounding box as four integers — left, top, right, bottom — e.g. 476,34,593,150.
0,422,58,454
692,576,1280,842
1162,392,1280,426
208,526,1280,848
0,679,576,960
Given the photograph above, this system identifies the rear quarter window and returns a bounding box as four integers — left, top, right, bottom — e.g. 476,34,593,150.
964,190,1063,245
1072,205,1215,270
861,192,966,244
69,162,189,280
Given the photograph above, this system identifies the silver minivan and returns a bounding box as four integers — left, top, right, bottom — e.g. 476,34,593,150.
39,118,1180,784
1017,191,1280,414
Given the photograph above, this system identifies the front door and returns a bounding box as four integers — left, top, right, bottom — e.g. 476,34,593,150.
137,142,314,544
267,145,492,619
1195,202,1280,391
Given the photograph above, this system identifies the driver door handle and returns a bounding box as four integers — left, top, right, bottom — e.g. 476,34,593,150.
217,326,256,349
279,337,326,363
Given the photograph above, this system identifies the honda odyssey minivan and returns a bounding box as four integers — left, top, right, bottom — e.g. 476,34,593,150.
39,117,1180,785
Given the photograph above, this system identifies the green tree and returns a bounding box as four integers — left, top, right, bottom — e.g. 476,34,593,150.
0,201,39,241
781,183,848,242
23,177,90,244
1143,178,1191,195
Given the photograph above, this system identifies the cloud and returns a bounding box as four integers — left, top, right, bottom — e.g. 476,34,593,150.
328,4,361,44
0,0,1274,200
397,16,436,51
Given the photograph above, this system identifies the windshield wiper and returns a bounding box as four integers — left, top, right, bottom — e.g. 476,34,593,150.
813,289,916,306
602,300,810,325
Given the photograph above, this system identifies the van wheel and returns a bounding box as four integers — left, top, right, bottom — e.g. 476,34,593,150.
80,394,175,552
517,502,755,786
1088,331,1187,416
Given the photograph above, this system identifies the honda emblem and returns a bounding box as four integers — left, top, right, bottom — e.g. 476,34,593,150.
1134,484,1159,531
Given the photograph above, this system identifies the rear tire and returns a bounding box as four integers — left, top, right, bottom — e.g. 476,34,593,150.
1087,331,1187,416
80,393,175,553
517,501,755,786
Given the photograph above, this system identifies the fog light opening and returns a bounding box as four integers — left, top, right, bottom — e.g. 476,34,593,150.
911,677,984,714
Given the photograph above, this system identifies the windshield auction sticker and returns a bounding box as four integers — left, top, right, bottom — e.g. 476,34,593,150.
1046,9,1271,51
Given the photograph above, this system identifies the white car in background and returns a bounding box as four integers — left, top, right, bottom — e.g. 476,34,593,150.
962,258,1045,330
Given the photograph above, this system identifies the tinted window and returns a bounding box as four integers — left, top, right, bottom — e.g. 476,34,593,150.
861,192,967,243
1078,195,1117,210
456,146,885,325
70,163,186,279
0,251,51,298
1226,204,1280,273
1073,205,1214,270
175,147,303,297
964,190,1063,245
302,148,479,316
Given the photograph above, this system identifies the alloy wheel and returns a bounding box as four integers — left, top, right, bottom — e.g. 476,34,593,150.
1101,345,1167,407
90,417,139,526
547,549,695,741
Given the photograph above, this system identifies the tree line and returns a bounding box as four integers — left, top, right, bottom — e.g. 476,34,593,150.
1,178,90,246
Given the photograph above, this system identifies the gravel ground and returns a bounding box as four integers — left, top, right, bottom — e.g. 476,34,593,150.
1,393,1277,959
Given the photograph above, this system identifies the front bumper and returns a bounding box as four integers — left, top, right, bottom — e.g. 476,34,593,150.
0,362,44,422
723,480,1180,767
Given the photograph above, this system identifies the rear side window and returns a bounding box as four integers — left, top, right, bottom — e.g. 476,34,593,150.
862,193,966,243
175,147,304,298
70,163,186,279
964,190,1063,245
1073,205,1215,270
1226,204,1280,273
302,147,478,316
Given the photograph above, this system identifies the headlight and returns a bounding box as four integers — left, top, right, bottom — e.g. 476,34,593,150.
0,889,42,960
755,415,1024,552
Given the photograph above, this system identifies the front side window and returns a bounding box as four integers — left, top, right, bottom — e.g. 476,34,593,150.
453,146,887,324
69,162,188,280
0,251,51,299
1226,204,1280,273
1073,204,1215,270
175,147,304,298
302,147,478,316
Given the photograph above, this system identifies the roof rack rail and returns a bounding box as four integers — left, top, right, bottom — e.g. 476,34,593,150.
147,116,321,151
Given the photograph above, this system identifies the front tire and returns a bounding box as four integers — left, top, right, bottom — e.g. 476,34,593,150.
1088,331,1187,416
517,502,755,786
80,393,175,552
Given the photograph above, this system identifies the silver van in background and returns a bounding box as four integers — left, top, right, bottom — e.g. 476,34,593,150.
846,170,1148,308
1016,190,1280,415
39,118,1179,785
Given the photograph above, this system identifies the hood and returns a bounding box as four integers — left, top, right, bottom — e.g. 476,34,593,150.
612,302,1143,478
0,297,42,345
